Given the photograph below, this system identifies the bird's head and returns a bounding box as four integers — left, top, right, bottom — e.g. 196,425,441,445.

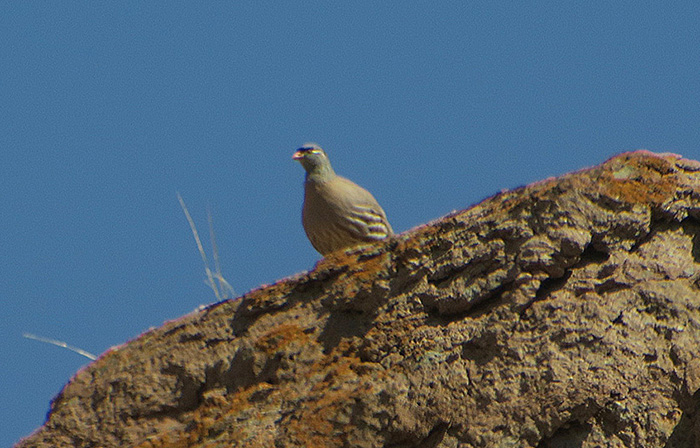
293,143,335,179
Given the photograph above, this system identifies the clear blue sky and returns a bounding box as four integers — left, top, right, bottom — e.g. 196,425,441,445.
2,3,699,445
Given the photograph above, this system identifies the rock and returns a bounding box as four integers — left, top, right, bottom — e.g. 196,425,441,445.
16,151,700,448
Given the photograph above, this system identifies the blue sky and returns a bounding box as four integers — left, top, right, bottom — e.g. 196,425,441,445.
2,2,699,445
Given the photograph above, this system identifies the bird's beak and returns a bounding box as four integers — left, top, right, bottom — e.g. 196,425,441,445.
292,150,304,160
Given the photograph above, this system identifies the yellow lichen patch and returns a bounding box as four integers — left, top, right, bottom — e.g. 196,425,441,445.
133,383,280,448
320,248,357,267
589,152,680,206
285,382,374,446
606,177,676,205
341,253,389,291
315,251,394,309
135,351,383,447
255,323,310,355
355,252,390,279
285,355,378,446
310,353,361,384
599,167,678,206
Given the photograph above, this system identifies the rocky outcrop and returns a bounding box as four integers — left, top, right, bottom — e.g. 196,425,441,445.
17,151,700,448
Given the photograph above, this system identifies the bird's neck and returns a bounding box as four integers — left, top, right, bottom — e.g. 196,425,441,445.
305,165,336,182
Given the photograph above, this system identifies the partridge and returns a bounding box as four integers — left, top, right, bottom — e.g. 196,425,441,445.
293,143,393,256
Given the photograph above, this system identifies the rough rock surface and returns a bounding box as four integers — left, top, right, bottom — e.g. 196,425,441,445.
17,151,700,448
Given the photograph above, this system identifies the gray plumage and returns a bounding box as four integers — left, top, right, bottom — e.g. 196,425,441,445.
293,143,393,256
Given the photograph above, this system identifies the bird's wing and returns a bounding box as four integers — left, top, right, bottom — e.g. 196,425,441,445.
344,204,392,240
330,177,393,240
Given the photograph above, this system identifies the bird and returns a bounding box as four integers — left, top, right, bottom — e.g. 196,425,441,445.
293,143,393,256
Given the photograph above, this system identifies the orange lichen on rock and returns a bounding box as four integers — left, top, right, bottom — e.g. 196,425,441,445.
597,152,681,205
